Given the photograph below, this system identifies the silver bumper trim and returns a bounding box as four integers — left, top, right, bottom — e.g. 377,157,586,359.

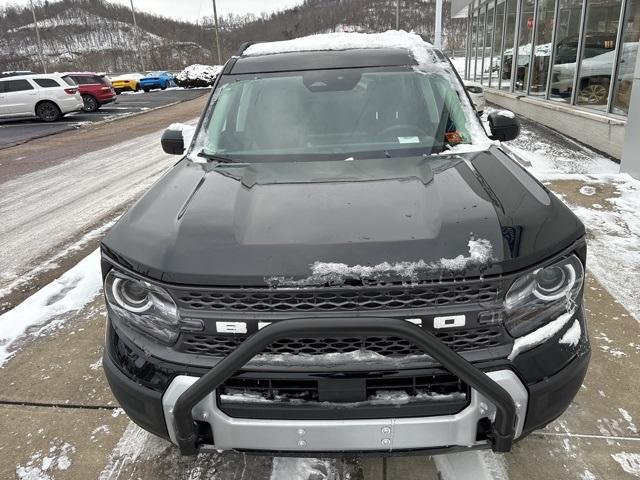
162,369,527,452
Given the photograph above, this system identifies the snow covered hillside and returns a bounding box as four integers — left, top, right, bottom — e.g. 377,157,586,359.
0,2,211,72
1,0,466,73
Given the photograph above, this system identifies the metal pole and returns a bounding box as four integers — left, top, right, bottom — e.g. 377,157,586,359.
607,0,628,112
129,0,145,72
435,0,443,48
29,0,46,73
212,0,222,64
396,0,400,30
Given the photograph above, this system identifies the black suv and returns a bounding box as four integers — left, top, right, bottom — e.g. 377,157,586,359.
101,32,590,456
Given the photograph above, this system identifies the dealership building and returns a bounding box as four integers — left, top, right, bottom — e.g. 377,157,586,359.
451,0,640,177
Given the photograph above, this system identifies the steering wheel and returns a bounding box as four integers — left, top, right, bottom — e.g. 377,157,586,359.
377,124,427,141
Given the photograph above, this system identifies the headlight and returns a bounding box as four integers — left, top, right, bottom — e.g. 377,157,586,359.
105,270,180,345
504,255,584,337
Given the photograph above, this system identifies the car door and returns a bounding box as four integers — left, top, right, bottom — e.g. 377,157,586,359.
0,79,38,116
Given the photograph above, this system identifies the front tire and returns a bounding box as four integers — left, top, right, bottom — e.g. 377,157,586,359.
81,94,99,112
36,101,61,122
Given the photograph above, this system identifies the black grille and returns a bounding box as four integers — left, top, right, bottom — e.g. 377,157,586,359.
179,327,505,357
217,372,470,419
172,281,501,313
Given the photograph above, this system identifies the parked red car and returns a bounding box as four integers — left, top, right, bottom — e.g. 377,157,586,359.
62,72,116,112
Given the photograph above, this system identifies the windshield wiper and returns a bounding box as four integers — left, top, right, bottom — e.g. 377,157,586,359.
197,150,235,163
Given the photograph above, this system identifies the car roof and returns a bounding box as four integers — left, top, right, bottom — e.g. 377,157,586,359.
62,72,100,76
0,73,65,81
230,47,430,75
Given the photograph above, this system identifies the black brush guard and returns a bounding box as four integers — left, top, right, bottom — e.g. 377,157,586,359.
171,317,517,455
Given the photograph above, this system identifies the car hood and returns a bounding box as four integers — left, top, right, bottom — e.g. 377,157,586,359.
102,147,584,286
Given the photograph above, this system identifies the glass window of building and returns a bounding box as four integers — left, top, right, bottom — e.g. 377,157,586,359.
576,0,623,109
483,2,495,84
549,0,584,102
471,9,479,80
476,8,486,81
492,0,507,87
515,0,537,91
501,0,519,89
612,0,640,113
530,0,558,95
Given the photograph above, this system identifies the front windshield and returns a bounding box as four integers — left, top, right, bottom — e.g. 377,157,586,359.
197,66,479,162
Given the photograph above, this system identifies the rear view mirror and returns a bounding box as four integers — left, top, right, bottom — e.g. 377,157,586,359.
488,111,520,142
161,127,184,155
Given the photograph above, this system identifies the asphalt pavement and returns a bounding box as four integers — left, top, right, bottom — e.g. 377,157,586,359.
0,88,209,149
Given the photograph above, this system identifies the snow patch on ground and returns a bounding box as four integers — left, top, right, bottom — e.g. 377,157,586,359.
580,470,597,480
89,356,103,371
618,408,638,433
579,185,597,196
98,423,169,480
434,451,509,480
16,441,75,480
612,452,640,477
507,118,640,321
559,320,582,347
266,237,493,287
509,310,575,360
269,458,330,480
0,250,102,366
0,220,113,301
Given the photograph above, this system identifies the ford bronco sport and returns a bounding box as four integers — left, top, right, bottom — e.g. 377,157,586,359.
101,32,590,456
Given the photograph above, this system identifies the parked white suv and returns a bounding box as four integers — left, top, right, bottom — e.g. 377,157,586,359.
0,73,83,122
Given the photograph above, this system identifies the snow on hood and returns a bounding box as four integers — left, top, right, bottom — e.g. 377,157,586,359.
244,30,436,66
265,237,494,287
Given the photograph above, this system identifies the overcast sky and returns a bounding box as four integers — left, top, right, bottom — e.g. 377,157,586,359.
3,0,306,23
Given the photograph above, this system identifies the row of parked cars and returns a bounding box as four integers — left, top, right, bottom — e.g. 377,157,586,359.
0,71,117,122
0,65,221,123
110,71,176,93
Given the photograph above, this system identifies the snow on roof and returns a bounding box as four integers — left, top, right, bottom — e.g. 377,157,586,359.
175,64,223,82
244,30,436,67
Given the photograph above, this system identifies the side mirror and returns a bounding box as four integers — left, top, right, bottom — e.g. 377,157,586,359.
488,110,520,142
161,127,184,155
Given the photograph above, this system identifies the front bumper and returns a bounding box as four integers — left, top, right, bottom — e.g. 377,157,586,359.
103,312,590,456
162,369,527,453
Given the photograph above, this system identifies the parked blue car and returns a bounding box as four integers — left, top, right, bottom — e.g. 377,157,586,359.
139,71,175,92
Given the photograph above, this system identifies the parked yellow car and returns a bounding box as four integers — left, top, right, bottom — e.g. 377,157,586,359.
110,73,144,94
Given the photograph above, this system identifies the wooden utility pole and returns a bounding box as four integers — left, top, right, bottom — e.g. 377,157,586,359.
212,0,222,64
129,0,145,71
29,0,46,73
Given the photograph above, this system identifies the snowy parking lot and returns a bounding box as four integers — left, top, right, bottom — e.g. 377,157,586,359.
0,89,208,149
0,97,639,477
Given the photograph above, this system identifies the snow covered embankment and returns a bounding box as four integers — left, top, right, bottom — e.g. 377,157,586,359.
0,250,101,366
